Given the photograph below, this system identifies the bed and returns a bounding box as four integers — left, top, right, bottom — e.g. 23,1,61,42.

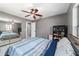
55,37,75,56
5,37,75,56
0,32,19,41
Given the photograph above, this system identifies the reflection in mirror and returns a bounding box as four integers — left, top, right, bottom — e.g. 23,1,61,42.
0,20,22,47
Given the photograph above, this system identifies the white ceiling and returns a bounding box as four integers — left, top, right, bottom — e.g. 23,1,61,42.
0,3,70,20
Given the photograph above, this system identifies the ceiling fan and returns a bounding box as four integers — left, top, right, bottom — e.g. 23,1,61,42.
22,8,43,20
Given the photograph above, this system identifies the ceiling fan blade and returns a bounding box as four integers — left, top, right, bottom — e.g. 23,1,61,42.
31,9,34,13
34,9,38,13
33,16,36,19
35,14,43,17
22,10,30,13
25,15,30,17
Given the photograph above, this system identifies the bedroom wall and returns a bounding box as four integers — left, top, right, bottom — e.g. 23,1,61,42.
77,6,79,37
67,3,75,35
0,11,26,22
36,14,68,39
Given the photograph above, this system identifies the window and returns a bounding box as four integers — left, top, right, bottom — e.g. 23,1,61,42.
72,7,77,37
5,24,12,31
72,4,79,37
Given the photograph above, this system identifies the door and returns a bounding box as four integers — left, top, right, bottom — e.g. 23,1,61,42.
27,23,31,38
31,22,36,37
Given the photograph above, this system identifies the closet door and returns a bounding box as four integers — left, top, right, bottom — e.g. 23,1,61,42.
27,23,31,38
31,22,36,37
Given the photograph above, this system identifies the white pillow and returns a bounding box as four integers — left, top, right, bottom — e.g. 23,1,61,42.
55,37,75,56
58,37,70,45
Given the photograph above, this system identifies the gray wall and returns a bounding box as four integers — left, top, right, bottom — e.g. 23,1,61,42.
36,14,68,39
67,4,75,34
0,11,26,22
78,7,79,25
77,6,79,37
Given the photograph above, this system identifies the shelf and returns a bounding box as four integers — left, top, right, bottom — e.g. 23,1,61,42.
53,34,62,36
53,25,68,39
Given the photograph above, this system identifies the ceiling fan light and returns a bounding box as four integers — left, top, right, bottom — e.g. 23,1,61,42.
22,8,43,20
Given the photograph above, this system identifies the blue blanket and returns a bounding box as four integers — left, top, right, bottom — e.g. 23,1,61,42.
5,37,58,56
44,39,58,56
5,37,51,56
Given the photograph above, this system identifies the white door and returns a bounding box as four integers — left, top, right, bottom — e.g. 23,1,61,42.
31,22,36,37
